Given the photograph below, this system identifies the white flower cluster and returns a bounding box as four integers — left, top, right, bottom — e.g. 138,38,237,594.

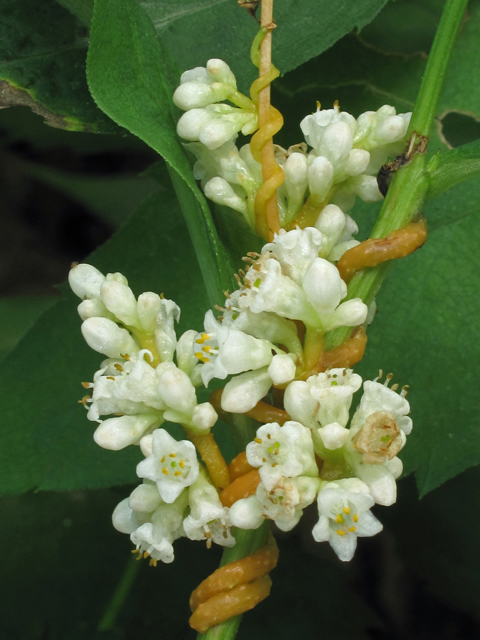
174,59,411,231
231,371,411,561
194,226,369,415
70,264,217,449
173,59,257,150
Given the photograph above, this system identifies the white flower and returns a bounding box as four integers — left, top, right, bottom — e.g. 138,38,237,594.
345,378,412,506
183,470,235,547
194,310,275,386
136,429,200,503
231,476,320,532
131,491,189,565
284,368,362,430
246,421,318,490
86,351,166,422
312,478,382,561
318,422,350,450
69,263,105,299
262,227,323,285
154,298,181,363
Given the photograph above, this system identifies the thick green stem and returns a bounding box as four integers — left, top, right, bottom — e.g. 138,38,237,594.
196,523,270,640
98,555,142,631
325,0,468,350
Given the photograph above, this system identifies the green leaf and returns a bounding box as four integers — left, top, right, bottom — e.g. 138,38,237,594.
144,0,389,90
0,0,117,132
0,297,56,362
0,184,209,496
427,138,480,200
87,0,235,307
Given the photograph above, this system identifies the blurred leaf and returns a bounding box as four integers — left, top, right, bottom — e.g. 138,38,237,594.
0,182,209,495
0,297,56,362
55,0,94,25
384,469,480,621
87,0,235,307
0,0,117,132
23,162,160,227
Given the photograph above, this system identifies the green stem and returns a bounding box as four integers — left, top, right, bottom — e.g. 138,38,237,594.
325,0,468,350
98,555,142,631
197,523,270,640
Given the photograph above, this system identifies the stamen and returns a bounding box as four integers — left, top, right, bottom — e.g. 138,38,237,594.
391,383,399,391
336,529,345,536
120,353,130,360
353,514,358,523
179,460,185,469
162,468,169,475
106,376,115,381
254,438,263,444
174,471,182,477
81,382,91,389
343,506,350,515
169,453,176,457
335,514,344,524
114,364,123,372
161,456,166,463
349,527,356,533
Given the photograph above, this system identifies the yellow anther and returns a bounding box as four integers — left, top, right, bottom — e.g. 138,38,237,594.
204,345,212,353
114,364,123,372
143,551,150,558
335,514,344,524
254,438,263,444
271,462,278,467
336,529,345,536
179,460,185,469
349,527,356,533
160,456,165,463
201,333,209,340
195,351,204,358
81,382,91,389
343,506,351,515
316,100,321,110
131,548,140,554
149,558,157,567
353,514,358,523
174,471,182,477
169,453,176,457
106,376,115,381
162,468,169,475
120,353,130,360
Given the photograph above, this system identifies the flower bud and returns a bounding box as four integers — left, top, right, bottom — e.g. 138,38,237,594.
140,434,153,457
229,496,264,530
268,354,296,385
173,81,234,111
100,280,140,328
69,263,105,300
348,175,383,202
318,422,349,449
129,483,163,513
374,115,407,144
221,368,272,413
112,498,136,534
81,317,139,358
77,298,114,321
344,149,370,176
284,152,308,213
206,59,236,87
199,118,243,150
308,156,334,199
204,177,248,215
157,363,197,416
137,292,162,333
94,414,159,450
190,402,218,431
319,121,353,166
177,108,217,141
302,258,346,314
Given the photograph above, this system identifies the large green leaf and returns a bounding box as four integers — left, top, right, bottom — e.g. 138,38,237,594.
87,0,235,308
0,0,117,132
0,183,210,495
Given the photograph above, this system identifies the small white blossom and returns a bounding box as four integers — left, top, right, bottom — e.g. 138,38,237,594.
81,317,140,359
312,478,382,561
221,367,272,413
94,413,161,450
246,421,318,490
136,429,200,503
231,476,319,532
183,470,235,547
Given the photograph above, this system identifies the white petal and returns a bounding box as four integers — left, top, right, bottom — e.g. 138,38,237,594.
94,414,160,450
355,464,397,506
112,498,136,534
308,156,334,199
355,510,383,537
329,529,357,561
100,280,140,328
267,354,296,385
129,484,163,513
229,496,264,529
318,423,350,450
312,515,330,542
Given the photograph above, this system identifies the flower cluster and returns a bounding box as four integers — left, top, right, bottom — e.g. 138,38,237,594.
230,371,410,561
71,221,411,564
175,59,411,231
70,56,414,569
